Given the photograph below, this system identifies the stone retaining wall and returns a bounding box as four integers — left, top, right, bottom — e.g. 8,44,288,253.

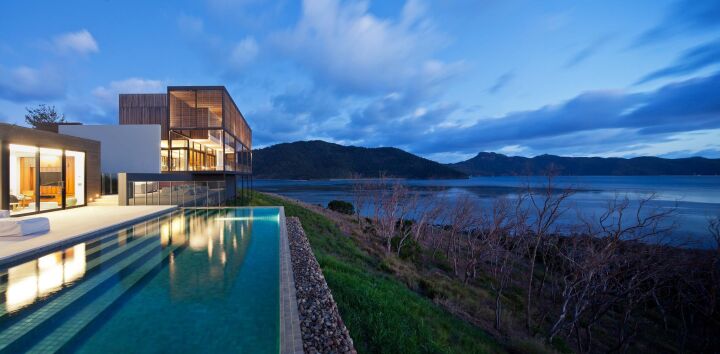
286,217,356,354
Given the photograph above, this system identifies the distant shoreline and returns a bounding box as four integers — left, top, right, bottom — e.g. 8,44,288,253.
253,174,720,180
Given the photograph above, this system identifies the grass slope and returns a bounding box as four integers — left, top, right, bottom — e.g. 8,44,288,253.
249,192,502,354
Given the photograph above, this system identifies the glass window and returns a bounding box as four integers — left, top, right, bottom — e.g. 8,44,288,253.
9,144,38,215
161,150,170,172
170,149,187,172
39,148,63,212
133,182,146,205
65,150,85,207
224,132,236,171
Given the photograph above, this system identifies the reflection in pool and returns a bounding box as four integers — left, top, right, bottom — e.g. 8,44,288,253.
0,207,280,353
6,244,86,313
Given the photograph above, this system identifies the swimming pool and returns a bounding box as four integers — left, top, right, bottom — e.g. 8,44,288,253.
0,207,281,353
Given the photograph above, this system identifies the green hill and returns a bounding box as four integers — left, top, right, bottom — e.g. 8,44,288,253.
252,140,468,179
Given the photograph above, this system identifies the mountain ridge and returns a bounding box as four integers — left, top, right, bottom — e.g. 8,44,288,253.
252,140,720,179
252,140,468,179
449,151,720,176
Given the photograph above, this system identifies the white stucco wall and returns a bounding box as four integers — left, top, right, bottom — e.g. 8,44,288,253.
59,125,161,174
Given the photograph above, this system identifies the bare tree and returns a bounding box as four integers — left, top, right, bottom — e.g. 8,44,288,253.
481,197,523,331
371,179,413,253
25,104,65,128
523,175,575,333
444,195,477,276
351,176,371,228
396,195,443,257
545,193,676,352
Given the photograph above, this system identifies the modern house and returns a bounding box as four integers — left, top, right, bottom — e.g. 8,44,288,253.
0,124,101,216
120,86,252,175
1,85,251,215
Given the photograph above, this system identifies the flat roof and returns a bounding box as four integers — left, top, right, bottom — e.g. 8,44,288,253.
0,123,101,148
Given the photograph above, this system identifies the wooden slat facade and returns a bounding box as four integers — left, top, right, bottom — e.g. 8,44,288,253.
119,87,252,175
119,94,168,140
0,123,101,212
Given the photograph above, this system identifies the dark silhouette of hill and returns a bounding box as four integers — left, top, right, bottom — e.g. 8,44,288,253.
449,152,720,176
253,140,468,179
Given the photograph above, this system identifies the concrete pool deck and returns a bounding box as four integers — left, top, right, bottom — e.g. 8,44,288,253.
279,207,304,354
0,205,177,265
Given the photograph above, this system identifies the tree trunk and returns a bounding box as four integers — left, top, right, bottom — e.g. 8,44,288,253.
526,237,540,332
495,290,503,331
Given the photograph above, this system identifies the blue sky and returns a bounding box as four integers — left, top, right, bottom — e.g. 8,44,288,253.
1,0,719,162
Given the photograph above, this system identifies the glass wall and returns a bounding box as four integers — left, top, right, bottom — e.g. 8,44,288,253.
65,150,85,206
167,129,228,172
39,148,63,212
165,87,251,174
8,144,87,215
224,132,236,171
9,144,38,215
127,180,226,207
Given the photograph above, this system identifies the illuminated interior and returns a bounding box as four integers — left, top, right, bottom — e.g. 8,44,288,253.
39,148,63,212
8,144,86,215
164,88,251,173
65,150,86,206
8,144,38,215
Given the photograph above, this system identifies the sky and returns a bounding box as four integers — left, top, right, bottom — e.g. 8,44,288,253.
1,0,719,163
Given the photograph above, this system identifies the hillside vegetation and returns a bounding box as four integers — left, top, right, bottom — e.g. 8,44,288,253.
252,140,468,179
248,192,503,354
246,183,720,353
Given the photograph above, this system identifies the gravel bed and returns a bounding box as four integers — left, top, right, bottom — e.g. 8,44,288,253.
286,217,356,354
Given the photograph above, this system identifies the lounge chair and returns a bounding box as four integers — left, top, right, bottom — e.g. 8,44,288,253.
0,217,50,237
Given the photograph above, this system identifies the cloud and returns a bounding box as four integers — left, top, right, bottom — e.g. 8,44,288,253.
660,148,720,158
271,87,340,119
636,38,720,84
228,37,259,71
248,82,458,150
273,0,460,94
0,65,66,102
177,14,204,34
53,29,99,55
176,15,259,75
251,72,720,160
633,0,720,46
63,101,112,124
565,35,613,68
415,71,720,156
248,86,345,146
487,72,514,94
92,78,164,108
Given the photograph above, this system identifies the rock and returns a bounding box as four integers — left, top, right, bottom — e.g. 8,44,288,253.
287,217,357,354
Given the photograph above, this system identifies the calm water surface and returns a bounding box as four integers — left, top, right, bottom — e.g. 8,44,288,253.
256,176,720,248
0,207,280,353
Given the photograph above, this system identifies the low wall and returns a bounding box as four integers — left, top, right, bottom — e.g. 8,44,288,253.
286,217,356,353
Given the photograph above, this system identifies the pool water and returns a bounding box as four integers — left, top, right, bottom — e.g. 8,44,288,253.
0,207,281,353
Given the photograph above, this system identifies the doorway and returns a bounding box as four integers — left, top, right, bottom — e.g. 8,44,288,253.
8,144,86,216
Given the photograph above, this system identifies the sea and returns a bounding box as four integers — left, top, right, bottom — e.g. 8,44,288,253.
254,176,720,248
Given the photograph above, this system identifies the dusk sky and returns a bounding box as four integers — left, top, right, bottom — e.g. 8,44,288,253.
1,0,719,162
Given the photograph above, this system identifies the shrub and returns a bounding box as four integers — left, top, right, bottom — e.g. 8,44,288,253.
327,200,355,215
391,235,422,262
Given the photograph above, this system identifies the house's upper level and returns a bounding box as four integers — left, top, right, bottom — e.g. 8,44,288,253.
119,86,251,174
